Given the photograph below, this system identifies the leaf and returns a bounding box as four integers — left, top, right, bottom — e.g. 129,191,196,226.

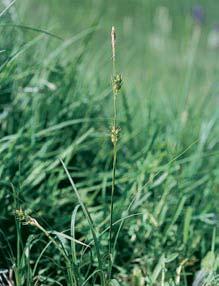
109,279,121,286
165,253,179,263
183,207,193,244
201,251,215,272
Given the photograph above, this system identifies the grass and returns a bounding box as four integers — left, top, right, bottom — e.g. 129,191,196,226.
0,0,219,285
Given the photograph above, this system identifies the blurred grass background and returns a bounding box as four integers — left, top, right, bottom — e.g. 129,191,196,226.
0,0,218,285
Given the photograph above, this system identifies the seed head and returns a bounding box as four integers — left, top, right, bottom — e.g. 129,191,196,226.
111,26,116,61
15,208,39,227
111,125,120,145
112,74,122,94
15,208,29,222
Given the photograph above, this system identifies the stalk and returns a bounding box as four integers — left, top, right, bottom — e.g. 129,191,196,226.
14,196,22,285
108,26,122,278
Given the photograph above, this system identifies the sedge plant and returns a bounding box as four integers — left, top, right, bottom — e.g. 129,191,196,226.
108,26,122,279
15,208,80,286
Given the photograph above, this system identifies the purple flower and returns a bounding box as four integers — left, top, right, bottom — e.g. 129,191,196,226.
192,5,205,25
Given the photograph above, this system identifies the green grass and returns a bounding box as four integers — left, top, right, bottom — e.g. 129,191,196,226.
0,0,219,285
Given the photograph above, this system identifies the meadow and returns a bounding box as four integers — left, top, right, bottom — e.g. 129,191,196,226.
0,0,219,285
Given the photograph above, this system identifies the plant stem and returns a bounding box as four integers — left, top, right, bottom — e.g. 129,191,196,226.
108,26,119,278
109,141,117,255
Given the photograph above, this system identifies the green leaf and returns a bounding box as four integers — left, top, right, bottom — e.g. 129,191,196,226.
109,279,121,286
201,251,215,271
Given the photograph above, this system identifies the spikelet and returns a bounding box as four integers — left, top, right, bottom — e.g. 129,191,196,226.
111,125,120,145
111,26,116,62
15,208,40,227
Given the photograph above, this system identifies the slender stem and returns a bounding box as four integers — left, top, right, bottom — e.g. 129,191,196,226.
12,185,22,286
109,142,117,256
113,91,117,127
109,93,117,256
108,26,119,278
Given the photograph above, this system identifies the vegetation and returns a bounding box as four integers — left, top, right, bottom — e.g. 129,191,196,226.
0,0,219,285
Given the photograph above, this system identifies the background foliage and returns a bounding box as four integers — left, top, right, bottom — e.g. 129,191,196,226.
0,0,219,285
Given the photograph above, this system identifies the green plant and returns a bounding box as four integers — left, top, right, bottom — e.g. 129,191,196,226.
108,26,122,279
0,1,218,285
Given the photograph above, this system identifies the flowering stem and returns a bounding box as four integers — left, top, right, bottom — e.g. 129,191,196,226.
15,210,78,286
108,26,122,279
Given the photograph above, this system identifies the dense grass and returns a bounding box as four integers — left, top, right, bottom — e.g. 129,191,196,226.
0,0,219,285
